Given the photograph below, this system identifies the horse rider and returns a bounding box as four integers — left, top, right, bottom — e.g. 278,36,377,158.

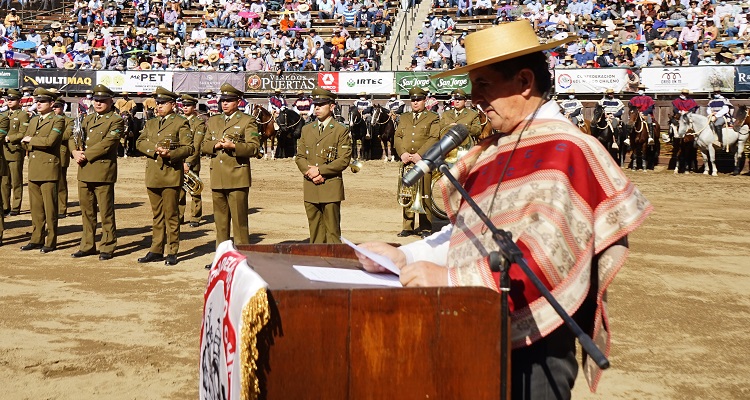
628,84,656,146
268,89,287,130
394,86,440,238
559,89,584,128
707,87,732,147
205,91,220,116
114,92,136,115
142,95,157,120
440,88,482,140
354,92,373,128
670,88,699,141
78,91,95,116
295,86,352,244
385,92,405,121
598,88,625,149
292,91,313,122
21,86,36,114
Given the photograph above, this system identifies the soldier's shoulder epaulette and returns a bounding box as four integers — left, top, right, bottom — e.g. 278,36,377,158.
333,119,349,129
172,113,188,121
303,119,316,128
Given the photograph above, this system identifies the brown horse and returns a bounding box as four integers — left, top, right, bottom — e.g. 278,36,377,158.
667,113,697,174
576,118,592,135
627,105,660,171
477,108,495,140
250,104,276,159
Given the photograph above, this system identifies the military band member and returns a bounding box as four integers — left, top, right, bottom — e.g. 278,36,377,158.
114,92,136,115
52,98,73,218
0,111,8,245
178,94,206,228
201,83,260,261
559,90,584,127
135,87,194,266
394,86,440,238
439,88,481,139
20,88,65,253
295,87,352,244
2,89,29,216
70,84,123,261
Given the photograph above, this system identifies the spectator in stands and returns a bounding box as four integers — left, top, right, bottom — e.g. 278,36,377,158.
371,15,387,36
633,43,649,67
356,4,371,28
297,2,312,28
457,0,472,17
679,20,701,48
434,11,456,37
342,3,357,27
451,35,466,67
192,23,208,42
319,0,334,19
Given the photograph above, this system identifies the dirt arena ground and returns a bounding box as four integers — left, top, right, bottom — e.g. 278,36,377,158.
0,155,748,399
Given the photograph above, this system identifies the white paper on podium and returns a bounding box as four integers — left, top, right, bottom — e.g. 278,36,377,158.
293,265,402,287
340,236,401,276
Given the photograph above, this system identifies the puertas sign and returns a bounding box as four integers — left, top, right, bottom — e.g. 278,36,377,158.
96,71,174,93
395,72,472,95
245,72,317,93
21,70,95,91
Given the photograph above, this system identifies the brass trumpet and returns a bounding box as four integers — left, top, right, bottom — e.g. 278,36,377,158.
325,146,362,173
397,163,426,214
183,169,203,196
156,137,180,150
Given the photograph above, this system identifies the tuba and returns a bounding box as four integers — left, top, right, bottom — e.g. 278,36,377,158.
183,169,203,196
397,163,426,214
428,135,475,220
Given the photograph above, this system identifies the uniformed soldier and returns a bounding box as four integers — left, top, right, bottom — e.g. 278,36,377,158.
708,87,732,147
295,87,352,244
0,111,8,245
2,89,29,216
69,84,123,261
440,88,481,139
52,97,73,218
178,94,206,228
394,86,440,238
19,88,65,253
354,92,373,127
201,83,260,263
135,86,194,266
114,92,137,115
559,89,584,127
597,88,625,149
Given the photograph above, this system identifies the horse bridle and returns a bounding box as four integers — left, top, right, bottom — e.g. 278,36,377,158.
370,108,392,126
251,105,274,125
276,110,303,130
631,110,648,135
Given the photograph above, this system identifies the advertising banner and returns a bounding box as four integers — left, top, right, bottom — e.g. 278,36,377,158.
554,69,631,93
734,66,750,92
318,71,338,92
640,66,734,93
0,70,19,88
394,72,472,95
172,72,246,93
336,72,394,94
96,71,174,93
21,69,95,91
245,72,317,93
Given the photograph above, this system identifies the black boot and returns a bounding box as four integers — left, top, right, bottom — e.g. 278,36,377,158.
733,155,744,176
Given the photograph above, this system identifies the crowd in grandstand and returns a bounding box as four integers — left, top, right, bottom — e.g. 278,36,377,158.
0,0,398,71
411,0,750,71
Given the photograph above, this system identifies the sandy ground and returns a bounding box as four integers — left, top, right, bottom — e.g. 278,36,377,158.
0,155,749,400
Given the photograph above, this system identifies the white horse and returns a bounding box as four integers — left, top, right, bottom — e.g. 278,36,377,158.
677,113,749,176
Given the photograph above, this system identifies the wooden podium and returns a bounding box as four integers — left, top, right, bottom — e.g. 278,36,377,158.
237,243,504,400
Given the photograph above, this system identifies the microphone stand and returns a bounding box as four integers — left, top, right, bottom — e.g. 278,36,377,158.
435,162,610,400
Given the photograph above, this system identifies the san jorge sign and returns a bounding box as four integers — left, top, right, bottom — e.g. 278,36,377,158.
395,72,472,95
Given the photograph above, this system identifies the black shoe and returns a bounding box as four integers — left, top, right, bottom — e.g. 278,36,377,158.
420,230,432,238
20,243,43,251
164,255,178,266
2,209,8,216
71,249,97,258
40,246,56,253
9,210,19,216
58,213,67,219
99,252,113,261
189,222,200,228
138,252,164,263
205,263,212,270
397,230,415,237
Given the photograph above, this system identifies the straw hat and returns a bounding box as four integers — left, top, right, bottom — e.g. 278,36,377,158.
140,61,151,70
433,21,577,78
50,22,62,29
208,53,220,63
181,60,192,68
64,61,75,69
298,4,309,12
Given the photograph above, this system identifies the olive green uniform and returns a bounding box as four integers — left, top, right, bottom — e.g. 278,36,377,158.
22,112,64,248
295,117,352,244
135,113,194,256
1,108,29,214
439,106,482,140
394,110,440,232
179,113,206,224
72,110,123,254
201,111,260,247
0,113,8,241
58,115,74,215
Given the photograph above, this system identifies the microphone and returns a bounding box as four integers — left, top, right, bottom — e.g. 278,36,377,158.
402,124,469,187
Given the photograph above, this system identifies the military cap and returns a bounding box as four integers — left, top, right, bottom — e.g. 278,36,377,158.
181,94,199,105
5,89,21,99
451,88,468,99
408,86,428,99
92,84,115,100
152,86,179,102
219,83,243,100
33,87,57,101
311,86,336,104
53,98,66,108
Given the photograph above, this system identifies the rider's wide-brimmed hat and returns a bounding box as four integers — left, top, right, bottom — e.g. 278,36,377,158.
433,21,577,78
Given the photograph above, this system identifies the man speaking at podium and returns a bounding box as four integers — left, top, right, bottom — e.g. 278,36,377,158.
357,21,652,400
